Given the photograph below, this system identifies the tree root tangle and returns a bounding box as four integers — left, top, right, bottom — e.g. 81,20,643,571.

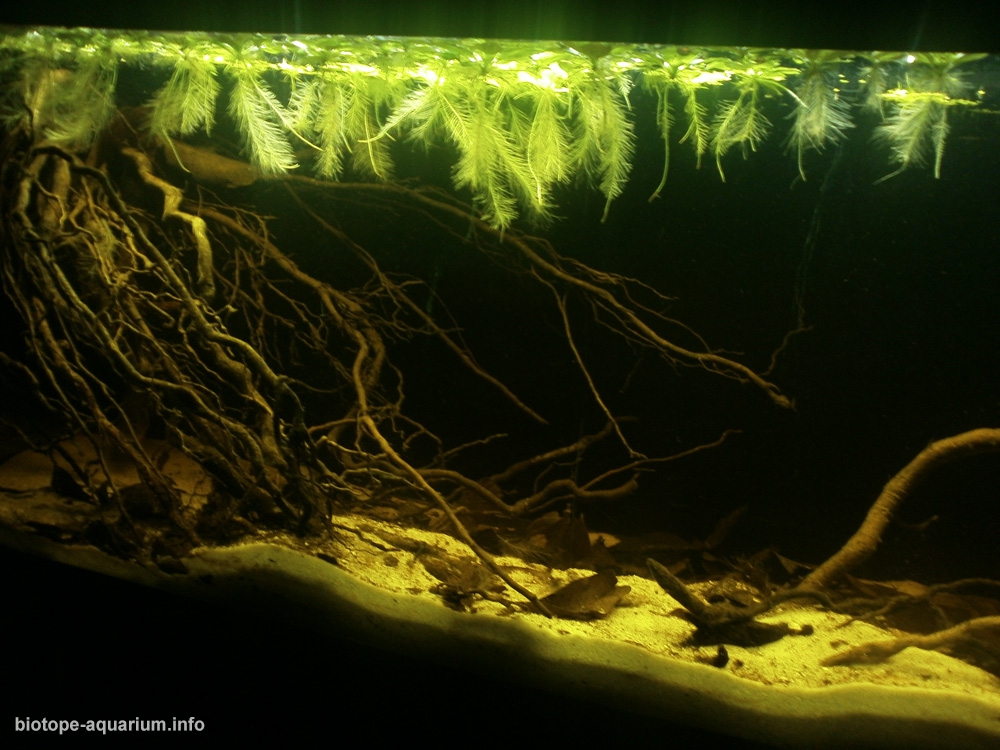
6,112,994,660
0,117,790,609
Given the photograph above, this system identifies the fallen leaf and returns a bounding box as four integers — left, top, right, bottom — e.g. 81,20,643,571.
540,571,631,620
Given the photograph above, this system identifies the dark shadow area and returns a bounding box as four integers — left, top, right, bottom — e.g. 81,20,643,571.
2,545,773,746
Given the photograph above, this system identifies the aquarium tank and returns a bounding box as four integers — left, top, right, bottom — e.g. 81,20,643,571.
1,5,999,747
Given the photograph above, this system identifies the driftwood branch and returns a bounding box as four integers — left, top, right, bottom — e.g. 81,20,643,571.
821,615,1000,667
645,429,1000,652
801,428,1000,591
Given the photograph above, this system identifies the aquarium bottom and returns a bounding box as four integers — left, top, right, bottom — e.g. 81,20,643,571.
1,488,999,748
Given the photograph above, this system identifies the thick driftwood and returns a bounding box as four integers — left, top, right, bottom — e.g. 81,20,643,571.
801,428,1000,591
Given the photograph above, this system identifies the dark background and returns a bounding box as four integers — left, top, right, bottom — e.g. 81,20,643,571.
2,0,1000,52
3,3,999,747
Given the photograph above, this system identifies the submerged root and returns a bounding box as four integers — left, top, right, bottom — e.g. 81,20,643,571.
0,121,790,606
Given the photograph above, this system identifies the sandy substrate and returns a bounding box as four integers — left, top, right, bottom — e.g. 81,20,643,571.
2,499,999,747
1,442,999,747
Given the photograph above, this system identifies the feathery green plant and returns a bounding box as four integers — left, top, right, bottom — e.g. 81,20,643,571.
344,73,401,180
453,82,528,227
571,69,635,221
0,27,992,228
308,75,350,179
712,59,798,181
227,57,298,175
875,53,985,181
858,52,904,115
642,51,730,199
523,84,572,205
641,61,676,202
387,64,530,226
876,90,949,180
39,52,118,150
786,52,854,180
150,51,220,139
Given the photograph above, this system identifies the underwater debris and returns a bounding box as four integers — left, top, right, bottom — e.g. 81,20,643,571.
695,645,730,668
420,551,510,612
647,558,819,647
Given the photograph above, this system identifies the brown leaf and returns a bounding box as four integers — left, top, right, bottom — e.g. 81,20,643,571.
421,553,492,590
522,510,600,568
540,571,631,620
